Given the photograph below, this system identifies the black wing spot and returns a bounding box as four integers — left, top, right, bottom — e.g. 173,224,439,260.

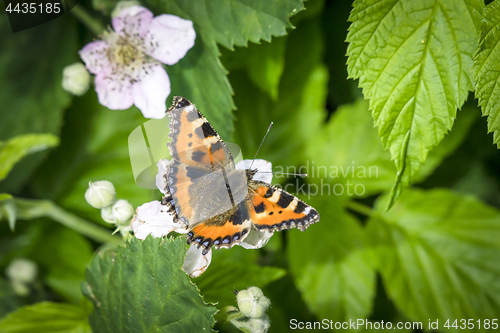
277,192,294,209
254,202,265,214
186,110,200,122
211,141,223,152
188,133,193,138
186,166,205,180
176,98,191,108
232,205,248,225
264,188,274,198
195,122,217,139
191,150,206,162
269,212,274,215
294,200,307,214
188,142,193,147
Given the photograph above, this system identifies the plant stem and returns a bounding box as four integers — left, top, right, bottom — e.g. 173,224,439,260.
14,198,122,245
346,200,375,217
70,3,105,36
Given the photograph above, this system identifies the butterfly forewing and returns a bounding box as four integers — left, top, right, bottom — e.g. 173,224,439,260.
165,96,238,224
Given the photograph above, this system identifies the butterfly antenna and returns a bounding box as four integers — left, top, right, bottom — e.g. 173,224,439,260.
258,171,308,177
249,122,273,171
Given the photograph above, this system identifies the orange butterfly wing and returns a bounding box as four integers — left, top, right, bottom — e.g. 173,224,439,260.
247,181,319,232
165,97,234,223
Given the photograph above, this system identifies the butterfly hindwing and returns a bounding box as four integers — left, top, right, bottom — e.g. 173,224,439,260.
187,201,252,254
248,181,319,232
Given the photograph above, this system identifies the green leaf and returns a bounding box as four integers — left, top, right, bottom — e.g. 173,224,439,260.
0,194,16,231
222,37,287,100
0,302,91,333
145,0,304,49
288,195,376,324
474,0,500,147
306,99,396,196
0,16,78,191
0,221,93,303
83,236,216,333
368,189,500,325
159,0,305,138
0,134,59,182
347,0,483,207
0,277,23,318
165,40,235,139
35,227,93,304
0,17,76,139
195,246,286,307
413,101,477,182
305,99,475,198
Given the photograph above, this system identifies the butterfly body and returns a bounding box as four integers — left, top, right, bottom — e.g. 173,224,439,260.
163,96,319,254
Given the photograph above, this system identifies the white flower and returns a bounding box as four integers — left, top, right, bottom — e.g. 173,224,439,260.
183,245,212,278
155,158,170,194
62,63,91,96
85,180,116,209
79,5,196,118
131,200,187,239
235,159,273,183
238,229,274,249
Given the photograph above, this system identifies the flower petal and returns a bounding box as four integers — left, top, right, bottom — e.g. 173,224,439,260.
131,200,187,240
145,14,196,65
132,64,170,118
79,40,111,75
155,158,170,194
112,5,153,38
94,73,134,110
183,245,212,278
236,159,273,183
238,228,274,249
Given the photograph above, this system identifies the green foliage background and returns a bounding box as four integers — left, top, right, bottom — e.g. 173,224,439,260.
1,0,500,332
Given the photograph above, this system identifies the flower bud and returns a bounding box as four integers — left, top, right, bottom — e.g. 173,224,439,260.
6,258,38,296
6,258,38,284
11,281,30,297
85,181,116,209
62,63,91,96
101,206,116,224
236,286,271,319
111,1,140,18
112,199,135,225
